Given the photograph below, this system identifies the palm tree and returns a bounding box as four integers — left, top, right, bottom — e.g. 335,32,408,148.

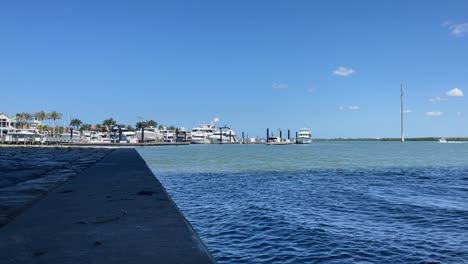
80,124,92,132
48,111,63,136
70,118,83,130
15,113,24,129
15,112,32,129
146,120,157,128
102,118,116,132
23,113,33,129
34,111,47,133
135,121,145,129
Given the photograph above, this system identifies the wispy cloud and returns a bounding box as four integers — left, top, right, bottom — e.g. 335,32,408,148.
339,105,360,111
403,109,412,113
446,87,464,97
333,67,355,77
272,82,288,89
426,111,443,117
429,97,448,102
443,21,468,37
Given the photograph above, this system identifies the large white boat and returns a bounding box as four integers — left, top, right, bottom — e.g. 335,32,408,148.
191,118,218,144
296,128,312,144
438,137,447,143
208,126,239,144
5,129,42,143
135,127,164,142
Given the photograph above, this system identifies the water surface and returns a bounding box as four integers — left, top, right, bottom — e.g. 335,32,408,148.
138,142,468,263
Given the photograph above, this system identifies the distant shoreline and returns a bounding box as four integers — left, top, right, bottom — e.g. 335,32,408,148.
314,137,468,141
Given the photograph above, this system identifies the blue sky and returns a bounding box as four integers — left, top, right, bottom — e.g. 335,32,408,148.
0,0,467,138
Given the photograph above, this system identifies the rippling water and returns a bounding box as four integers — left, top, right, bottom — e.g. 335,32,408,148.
138,142,468,263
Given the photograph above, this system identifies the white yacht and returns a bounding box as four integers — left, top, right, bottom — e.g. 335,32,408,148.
135,127,163,142
61,130,81,141
208,126,239,144
438,137,447,143
5,129,42,143
191,118,218,144
296,128,312,144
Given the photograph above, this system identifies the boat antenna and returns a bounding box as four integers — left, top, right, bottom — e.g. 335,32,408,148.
401,84,404,143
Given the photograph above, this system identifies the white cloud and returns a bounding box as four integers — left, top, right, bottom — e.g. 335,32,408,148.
446,87,464,97
429,97,448,102
441,21,452,27
426,111,443,117
333,67,355,77
403,109,412,113
272,82,288,89
450,23,468,37
348,105,360,110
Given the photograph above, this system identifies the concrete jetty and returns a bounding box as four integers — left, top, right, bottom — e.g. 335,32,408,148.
0,148,215,263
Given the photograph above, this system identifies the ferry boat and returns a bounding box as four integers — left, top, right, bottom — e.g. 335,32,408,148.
296,128,312,144
208,126,239,144
191,118,218,144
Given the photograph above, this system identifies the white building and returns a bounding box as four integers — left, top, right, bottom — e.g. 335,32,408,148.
0,112,16,138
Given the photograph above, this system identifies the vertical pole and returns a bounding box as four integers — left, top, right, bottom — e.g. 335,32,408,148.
279,130,282,142
229,130,232,143
266,128,269,143
288,129,290,140
219,127,222,144
70,128,73,139
401,84,404,143
175,129,179,142
119,127,122,142
141,126,144,143
185,132,187,142
242,132,244,143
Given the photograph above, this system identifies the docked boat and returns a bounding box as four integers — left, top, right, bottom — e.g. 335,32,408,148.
296,128,312,144
135,127,164,142
5,129,42,143
191,118,218,144
61,130,82,140
208,126,239,144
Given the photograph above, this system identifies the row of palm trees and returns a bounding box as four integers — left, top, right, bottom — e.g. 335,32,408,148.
15,111,63,135
14,112,177,135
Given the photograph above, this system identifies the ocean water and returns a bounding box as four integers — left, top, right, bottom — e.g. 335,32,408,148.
137,142,468,263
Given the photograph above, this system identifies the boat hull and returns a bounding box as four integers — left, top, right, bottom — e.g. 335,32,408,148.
191,138,212,144
296,137,312,144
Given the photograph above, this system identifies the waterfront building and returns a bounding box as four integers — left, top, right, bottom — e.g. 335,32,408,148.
0,113,16,137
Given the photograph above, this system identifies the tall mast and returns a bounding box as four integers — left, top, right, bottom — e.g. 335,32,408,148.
401,84,404,142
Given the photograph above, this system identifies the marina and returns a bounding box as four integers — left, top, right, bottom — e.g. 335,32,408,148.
1,1,467,263
1,112,315,146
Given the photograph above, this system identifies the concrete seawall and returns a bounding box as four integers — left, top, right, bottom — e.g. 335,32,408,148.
0,148,215,263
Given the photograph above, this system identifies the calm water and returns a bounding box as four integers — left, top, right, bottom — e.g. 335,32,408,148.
138,142,468,264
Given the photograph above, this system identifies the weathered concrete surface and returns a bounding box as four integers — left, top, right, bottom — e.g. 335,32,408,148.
0,147,113,227
0,148,215,264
